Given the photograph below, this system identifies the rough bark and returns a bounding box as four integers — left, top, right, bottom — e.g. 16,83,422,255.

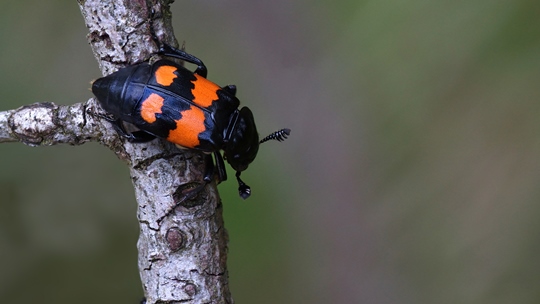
0,0,232,303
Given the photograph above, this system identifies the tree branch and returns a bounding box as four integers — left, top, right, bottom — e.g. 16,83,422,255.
0,0,232,303
1,102,90,145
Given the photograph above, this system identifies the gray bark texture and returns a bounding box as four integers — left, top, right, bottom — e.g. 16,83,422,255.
0,0,233,303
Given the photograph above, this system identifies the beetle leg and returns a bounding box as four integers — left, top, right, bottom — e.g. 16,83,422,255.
158,44,208,78
123,131,158,143
175,153,214,200
213,151,228,183
148,8,208,77
222,85,237,96
103,117,157,143
202,154,215,183
162,154,213,219
165,153,226,213
181,153,225,198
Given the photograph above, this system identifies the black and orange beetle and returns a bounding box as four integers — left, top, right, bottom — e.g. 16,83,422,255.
92,43,290,199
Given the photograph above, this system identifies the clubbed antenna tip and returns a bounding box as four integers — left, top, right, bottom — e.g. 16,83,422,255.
259,128,291,144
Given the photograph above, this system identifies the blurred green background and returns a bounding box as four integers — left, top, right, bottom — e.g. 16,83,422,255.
1,0,540,303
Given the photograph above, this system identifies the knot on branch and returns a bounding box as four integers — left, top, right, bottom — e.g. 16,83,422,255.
8,102,59,146
3,101,100,147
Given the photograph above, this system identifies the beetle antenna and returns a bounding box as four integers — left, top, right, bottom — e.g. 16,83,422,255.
236,171,251,199
259,128,291,144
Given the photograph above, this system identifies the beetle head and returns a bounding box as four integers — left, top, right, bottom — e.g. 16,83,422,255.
224,107,291,199
224,107,260,173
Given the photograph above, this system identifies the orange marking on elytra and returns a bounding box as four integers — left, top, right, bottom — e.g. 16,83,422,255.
167,106,206,148
140,93,164,123
191,74,219,107
155,65,178,86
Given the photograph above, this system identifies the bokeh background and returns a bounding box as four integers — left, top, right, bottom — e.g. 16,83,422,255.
1,0,540,303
